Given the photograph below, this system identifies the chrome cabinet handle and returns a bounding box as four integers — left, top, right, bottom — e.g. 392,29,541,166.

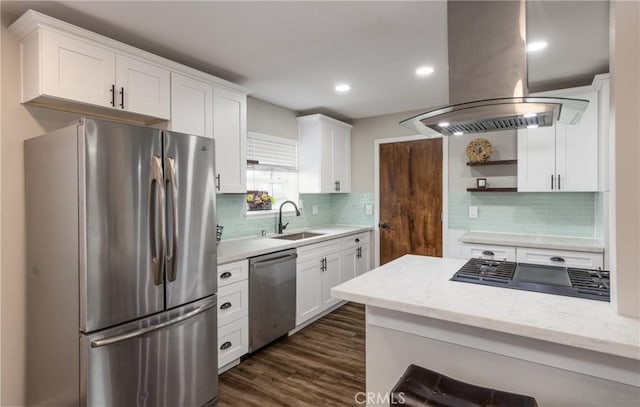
220,302,232,310
91,299,216,348
165,156,178,282
550,256,565,263
482,250,495,256
220,271,232,279
149,155,165,286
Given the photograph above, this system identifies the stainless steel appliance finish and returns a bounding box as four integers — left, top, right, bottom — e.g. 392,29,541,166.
451,258,610,301
81,297,218,406
400,1,589,137
25,118,218,406
249,249,297,352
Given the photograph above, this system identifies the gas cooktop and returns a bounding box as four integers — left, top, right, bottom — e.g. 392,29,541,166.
451,258,610,301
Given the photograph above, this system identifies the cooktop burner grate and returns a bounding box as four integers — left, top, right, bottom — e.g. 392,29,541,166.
456,258,516,280
451,258,610,302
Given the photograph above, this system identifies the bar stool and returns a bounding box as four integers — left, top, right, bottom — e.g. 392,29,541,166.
390,364,538,407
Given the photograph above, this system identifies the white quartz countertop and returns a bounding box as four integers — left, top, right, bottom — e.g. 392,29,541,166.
217,224,372,264
332,255,640,360
459,231,605,253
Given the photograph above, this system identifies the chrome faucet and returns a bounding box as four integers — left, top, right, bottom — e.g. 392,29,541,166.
278,200,301,234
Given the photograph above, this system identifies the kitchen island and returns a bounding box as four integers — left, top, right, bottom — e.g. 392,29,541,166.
332,255,640,406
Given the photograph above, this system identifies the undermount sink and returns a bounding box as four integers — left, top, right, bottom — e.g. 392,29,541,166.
271,232,324,241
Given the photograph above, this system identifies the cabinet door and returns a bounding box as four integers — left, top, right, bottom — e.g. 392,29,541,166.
319,122,335,193
296,258,324,326
213,86,247,193
356,244,371,276
321,253,341,309
339,249,357,284
332,125,351,192
169,73,213,138
116,55,170,119
41,30,115,108
556,91,599,191
517,125,556,192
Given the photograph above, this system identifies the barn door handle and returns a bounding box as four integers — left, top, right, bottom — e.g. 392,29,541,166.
379,223,389,229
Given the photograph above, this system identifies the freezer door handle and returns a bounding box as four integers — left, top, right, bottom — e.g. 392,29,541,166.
165,156,178,282
90,298,216,348
150,155,165,286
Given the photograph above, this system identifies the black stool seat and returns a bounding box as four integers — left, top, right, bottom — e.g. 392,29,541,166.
390,364,538,407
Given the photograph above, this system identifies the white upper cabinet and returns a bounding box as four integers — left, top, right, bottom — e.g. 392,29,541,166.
298,114,352,193
213,86,247,193
39,30,115,108
518,76,607,192
169,72,213,138
9,10,247,127
23,29,170,121
115,54,170,119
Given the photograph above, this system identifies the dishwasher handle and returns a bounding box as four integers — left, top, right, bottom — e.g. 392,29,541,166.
251,253,297,270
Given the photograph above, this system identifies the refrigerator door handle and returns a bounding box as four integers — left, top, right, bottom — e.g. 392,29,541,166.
90,298,216,348
150,155,165,286
165,156,178,282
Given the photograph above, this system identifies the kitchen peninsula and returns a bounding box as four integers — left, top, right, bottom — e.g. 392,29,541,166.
332,255,640,406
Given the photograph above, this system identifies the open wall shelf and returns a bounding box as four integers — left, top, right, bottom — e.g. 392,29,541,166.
466,159,517,166
466,187,518,192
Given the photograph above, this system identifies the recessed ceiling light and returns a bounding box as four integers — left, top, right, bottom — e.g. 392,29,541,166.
438,122,450,128
523,113,538,118
416,66,435,76
527,124,539,129
527,41,548,52
453,131,464,136
335,83,351,93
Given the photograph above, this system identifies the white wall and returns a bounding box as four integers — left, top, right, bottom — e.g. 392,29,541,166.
247,96,299,140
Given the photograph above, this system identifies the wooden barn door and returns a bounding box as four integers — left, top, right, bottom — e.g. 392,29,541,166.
379,138,443,264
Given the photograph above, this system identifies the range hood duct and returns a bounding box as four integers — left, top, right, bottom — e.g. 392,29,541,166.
401,0,588,137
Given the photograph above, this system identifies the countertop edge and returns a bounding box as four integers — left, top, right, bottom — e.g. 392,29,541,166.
331,287,639,360
458,232,605,253
217,224,373,264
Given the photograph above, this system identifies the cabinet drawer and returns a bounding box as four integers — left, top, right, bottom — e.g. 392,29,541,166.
218,316,248,368
217,280,248,326
342,231,371,249
461,244,516,261
217,259,248,287
516,247,604,269
297,239,341,262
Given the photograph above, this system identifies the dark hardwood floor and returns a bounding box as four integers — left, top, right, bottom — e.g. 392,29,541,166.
218,303,365,407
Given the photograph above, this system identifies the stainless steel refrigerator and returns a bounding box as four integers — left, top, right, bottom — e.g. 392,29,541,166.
25,118,218,406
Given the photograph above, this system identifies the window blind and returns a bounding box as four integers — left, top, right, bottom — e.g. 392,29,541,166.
247,132,297,170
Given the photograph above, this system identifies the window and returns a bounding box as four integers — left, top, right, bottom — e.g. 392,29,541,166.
246,132,298,215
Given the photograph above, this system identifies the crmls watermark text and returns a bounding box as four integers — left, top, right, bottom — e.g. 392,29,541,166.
354,391,406,405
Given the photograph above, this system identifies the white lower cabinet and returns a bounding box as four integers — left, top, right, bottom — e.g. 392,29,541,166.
461,244,517,262
217,259,249,371
296,232,372,326
217,316,249,368
516,247,604,269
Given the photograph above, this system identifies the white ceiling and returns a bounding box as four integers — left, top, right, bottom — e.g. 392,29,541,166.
1,1,609,121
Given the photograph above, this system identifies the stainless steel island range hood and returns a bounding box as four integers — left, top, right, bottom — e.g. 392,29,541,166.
401,0,589,137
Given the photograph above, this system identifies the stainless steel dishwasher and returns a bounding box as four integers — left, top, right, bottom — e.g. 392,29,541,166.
249,249,297,352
